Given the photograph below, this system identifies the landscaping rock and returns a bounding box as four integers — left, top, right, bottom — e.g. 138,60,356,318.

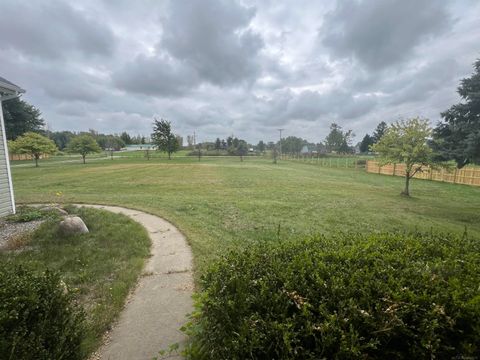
40,206,68,216
59,216,89,235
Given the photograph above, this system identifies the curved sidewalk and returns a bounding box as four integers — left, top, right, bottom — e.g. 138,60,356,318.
79,205,194,360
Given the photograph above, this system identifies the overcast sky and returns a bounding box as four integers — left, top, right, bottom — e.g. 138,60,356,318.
1,0,479,143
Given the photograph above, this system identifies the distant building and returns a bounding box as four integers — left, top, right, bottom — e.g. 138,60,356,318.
125,144,156,151
0,76,25,216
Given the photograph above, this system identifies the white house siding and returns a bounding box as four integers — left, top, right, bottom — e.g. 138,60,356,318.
0,104,14,216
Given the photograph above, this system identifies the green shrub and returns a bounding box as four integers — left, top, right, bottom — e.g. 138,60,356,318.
6,206,44,222
184,232,480,359
0,266,84,360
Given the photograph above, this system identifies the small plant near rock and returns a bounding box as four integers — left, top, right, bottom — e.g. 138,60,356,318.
6,206,44,222
6,205,65,223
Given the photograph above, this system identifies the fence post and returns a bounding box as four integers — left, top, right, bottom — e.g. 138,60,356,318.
454,168,458,184
393,163,396,176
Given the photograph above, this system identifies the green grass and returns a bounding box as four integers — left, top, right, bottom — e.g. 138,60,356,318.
11,156,480,277
0,206,150,357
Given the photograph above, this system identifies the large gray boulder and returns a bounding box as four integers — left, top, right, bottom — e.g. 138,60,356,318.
59,216,89,235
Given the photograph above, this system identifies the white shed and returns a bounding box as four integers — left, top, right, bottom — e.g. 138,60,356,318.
0,76,25,216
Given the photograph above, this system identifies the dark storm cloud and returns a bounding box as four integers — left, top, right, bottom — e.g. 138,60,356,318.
114,0,264,96
113,55,199,97
321,0,451,69
0,1,115,59
161,0,263,85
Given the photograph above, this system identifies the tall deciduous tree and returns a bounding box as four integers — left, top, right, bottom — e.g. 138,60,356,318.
257,140,265,153
2,98,45,140
120,131,132,145
433,59,480,168
237,140,248,161
11,132,57,167
151,118,179,159
325,123,354,153
371,117,437,196
67,134,101,164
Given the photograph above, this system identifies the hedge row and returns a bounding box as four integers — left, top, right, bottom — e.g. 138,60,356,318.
185,232,480,359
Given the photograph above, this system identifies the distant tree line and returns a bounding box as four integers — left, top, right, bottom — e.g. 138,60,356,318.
3,58,479,169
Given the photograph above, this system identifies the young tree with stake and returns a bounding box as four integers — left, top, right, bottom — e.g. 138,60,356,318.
371,117,439,196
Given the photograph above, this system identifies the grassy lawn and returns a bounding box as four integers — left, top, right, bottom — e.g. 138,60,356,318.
11,155,480,277
0,206,150,357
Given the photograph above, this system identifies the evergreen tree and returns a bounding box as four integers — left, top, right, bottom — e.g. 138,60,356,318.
433,59,480,168
2,98,45,140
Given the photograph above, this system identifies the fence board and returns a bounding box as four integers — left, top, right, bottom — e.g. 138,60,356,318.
9,153,50,161
366,160,480,187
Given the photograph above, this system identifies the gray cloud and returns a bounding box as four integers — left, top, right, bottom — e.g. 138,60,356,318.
114,55,199,96
0,1,115,59
113,0,264,96
161,0,263,86
321,0,451,69
0,0,478,143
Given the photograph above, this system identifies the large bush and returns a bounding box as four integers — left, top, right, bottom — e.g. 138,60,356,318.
0,266,84,360
185,232,480,359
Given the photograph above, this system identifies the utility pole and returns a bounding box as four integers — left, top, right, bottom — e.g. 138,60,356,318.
278,128,284,160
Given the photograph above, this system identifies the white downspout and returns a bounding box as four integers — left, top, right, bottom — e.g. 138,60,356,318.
0,98,16,214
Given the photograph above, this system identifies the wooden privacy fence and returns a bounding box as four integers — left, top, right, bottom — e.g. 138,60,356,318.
9,153,50,161
366,160,480,187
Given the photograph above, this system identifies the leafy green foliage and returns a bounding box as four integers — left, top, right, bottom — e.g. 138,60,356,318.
433,59,480,168
5,205,63,223
2,98,45,140
359,134,374,153
371,117,438,195
185,232,480,359
0,266,84,360
279,136,308,155
151,118,179,159
49,131,75,150
236,140,248,161
325,123,354,153
67,134,101,163
6,206,44,222
10,132,58,167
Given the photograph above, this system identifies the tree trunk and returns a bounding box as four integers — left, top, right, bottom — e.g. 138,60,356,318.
82,155,86,164
35,155,39,167
402,172,410,196
168,152,171,160
240,155,243,162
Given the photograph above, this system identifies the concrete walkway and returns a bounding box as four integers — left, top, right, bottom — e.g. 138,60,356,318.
77,205,194,360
